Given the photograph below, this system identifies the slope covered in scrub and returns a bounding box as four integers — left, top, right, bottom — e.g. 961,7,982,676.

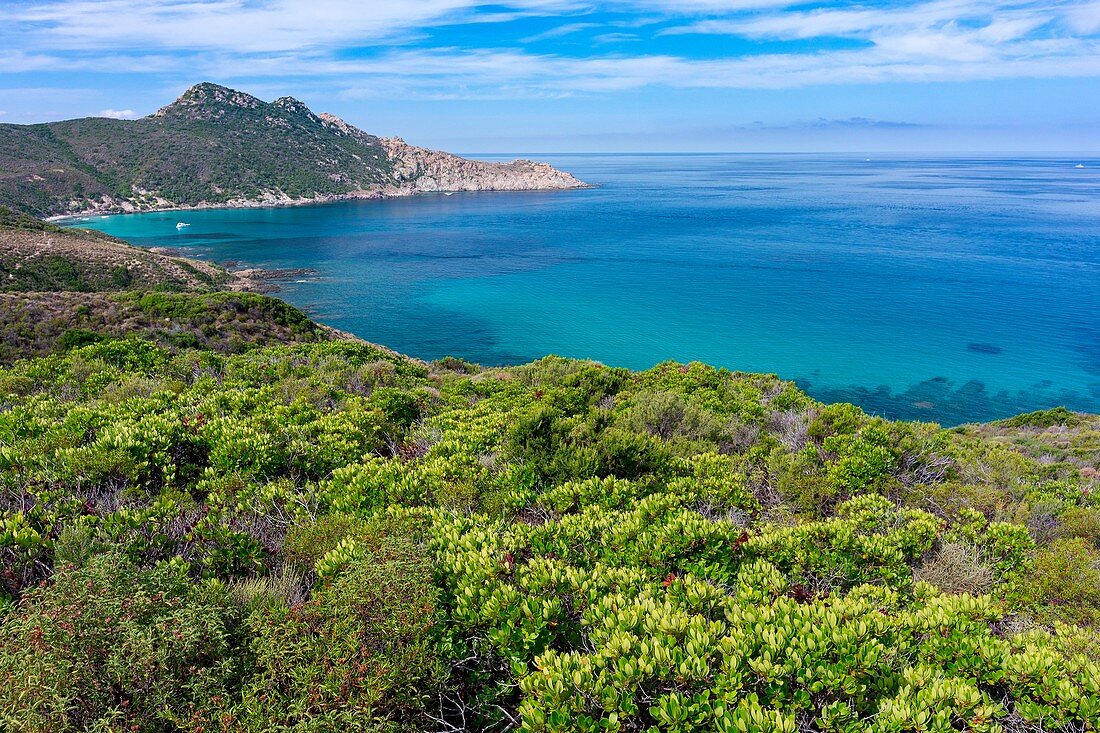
1,340,1097,732
0,206,230,293
0,209,341,363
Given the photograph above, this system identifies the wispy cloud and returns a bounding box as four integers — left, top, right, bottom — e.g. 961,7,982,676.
593,32,641,44
3,0,1099,98
661,0,1075,65
7,0,580,53
521,22,600,43
802,117,926,129
1066,0,1100,33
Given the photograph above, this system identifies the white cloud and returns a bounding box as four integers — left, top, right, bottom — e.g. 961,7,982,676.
2,0,1098,97
592,32,640,44
98,108,138,119
9,0,583,53
650,0,1099,81
1066,0,1100,33
521,22,600,43
210,41,1100,95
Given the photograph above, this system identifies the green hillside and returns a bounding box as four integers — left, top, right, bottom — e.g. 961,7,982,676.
0,291,332,362
0,211,334,361
1,334,1097,731
0,84,395,218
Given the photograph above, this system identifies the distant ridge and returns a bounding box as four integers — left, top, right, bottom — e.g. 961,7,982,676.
0,82,587,218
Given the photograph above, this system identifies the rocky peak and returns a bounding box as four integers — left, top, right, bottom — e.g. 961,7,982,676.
318,112,368,138
272,96,312,116
154,82,265,118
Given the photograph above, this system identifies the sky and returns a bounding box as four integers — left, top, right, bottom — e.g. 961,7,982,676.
2,0,1099,152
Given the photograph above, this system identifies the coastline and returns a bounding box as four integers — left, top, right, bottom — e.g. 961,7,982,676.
45,180,593,222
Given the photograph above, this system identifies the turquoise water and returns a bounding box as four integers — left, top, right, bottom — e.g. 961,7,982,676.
69,154,1100,425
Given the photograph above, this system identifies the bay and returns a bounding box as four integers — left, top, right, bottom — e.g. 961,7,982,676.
69,153,1100,425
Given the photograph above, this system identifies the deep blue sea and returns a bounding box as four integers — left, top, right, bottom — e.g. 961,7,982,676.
67,154,1100,425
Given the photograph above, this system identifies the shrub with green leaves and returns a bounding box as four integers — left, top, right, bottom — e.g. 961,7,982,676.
213,521,446,732
1,338,1098,731
0,555,241,732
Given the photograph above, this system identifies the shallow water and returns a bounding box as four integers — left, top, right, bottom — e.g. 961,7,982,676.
70,154,1100,425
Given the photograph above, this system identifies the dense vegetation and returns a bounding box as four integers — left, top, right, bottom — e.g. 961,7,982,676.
0,290,331,363
0,203,338,360
0,83,396,217
1,335,1097,732
0,213,325,362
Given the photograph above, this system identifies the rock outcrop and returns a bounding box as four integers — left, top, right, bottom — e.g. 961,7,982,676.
316,112,585,194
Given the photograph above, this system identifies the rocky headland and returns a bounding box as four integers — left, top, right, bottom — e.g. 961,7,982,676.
0,83,587,219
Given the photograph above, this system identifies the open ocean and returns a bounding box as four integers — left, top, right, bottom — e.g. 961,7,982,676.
68,154,1100,425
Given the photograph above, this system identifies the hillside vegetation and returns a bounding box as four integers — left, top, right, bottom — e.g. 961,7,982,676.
0,208,230,293
0,291,332,362
0,210,340,363
1,333,1098,732
0,83,584,218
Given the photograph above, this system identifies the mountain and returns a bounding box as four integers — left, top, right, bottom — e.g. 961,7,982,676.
0,82,586,218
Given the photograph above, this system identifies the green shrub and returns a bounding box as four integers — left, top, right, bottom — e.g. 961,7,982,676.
1,338,1098,731
809,402,866,441
220,526,446,731
1011,538,1100,626
623,390,732,450
996,406,1085,429
282,513,367,572
1060,505,1100,547
508,405,672,484
0,555,242,732
58,327,105,351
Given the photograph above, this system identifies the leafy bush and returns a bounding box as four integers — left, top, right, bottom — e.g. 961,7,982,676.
1060,505,1100,547
0,555,241,732
1,341,1099,731
1011,538,1100,626
622,390,732,449
58,326,105,350
995,406,1085,429
218,523,446,732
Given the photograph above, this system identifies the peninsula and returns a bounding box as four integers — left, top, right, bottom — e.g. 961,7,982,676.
0,82,586,218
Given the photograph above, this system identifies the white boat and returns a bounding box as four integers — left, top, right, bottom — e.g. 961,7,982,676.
176,222,190,229
1075,164,1086,169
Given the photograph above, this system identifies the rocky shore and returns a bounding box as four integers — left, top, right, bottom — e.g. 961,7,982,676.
228,267,320,294
45,156,587,219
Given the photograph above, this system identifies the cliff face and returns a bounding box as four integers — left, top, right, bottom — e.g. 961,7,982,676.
380,137,584,193
0,83,587,218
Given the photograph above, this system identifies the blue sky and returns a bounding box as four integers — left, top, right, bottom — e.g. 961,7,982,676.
2,0,1099,151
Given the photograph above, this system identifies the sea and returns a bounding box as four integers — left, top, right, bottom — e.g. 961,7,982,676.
66,154,1100,426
